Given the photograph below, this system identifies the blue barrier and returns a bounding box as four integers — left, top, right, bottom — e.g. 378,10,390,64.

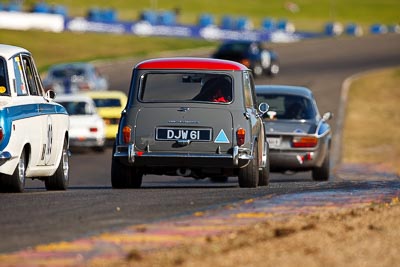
261,18,275,31
345,23,363,36
324,22,343,36
198,14,214,27
5,2,22,12
370,24,388,34
158,11,176,26
236,17,252,30
87,8,117,23
388,24,400,33
52,5,68,17
103,9,117,23
32,2,51,13
140,10,158,25
221,15,235,30
276,19,288,31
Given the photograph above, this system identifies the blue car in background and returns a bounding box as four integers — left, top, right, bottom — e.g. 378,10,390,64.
212,41,280,78
43,62,109,94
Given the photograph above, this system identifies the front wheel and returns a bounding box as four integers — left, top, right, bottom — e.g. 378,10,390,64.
238,144,259,188
0,149,26,193
45,138,69,190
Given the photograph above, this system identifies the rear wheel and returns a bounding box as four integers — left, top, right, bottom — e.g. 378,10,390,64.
45,138,69,190
0,149,26,193
312,152,330,181
238,144,259,188
111,156,143,188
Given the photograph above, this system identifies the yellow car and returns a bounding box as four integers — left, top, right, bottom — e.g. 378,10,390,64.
85,91,127,141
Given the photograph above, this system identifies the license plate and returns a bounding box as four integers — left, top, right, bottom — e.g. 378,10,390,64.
156,128,212,141
267,137,282,148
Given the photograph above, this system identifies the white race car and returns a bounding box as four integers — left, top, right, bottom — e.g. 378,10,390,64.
0,44,70,193
56,94,105,152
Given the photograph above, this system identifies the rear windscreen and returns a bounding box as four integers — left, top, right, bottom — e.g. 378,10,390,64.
139,73,233,103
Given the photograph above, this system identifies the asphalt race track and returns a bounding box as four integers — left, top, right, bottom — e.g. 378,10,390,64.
1,34,399,254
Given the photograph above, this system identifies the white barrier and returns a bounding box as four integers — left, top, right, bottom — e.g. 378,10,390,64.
0,11,64,32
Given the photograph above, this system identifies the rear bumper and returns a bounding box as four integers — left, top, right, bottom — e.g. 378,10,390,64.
113,144,252,168
70,137,105,148
269,147,327,171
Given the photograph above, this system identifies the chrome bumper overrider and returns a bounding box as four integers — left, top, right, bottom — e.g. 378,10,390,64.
114,144,253,166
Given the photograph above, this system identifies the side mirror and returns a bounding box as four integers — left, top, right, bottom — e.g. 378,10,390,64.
44,89,56,101
322,112,333,121
258,102,269,114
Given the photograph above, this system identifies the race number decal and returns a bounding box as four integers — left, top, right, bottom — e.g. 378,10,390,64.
44,115,53,164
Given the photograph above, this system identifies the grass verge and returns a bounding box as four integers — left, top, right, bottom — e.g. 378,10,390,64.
342,67,400,175
0,29,215,72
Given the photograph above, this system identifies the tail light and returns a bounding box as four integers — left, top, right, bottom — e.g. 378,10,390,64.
78,82,90,90
89,127,98,133
236,128,246,146
292,136,318,148
122,126,132,144
103,118,111,125
0,127,3,143
240,59,251,68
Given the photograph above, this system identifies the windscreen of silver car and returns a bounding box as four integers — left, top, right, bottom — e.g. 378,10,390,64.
258,94,315,120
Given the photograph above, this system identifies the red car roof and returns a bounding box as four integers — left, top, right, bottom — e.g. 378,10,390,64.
136,57,248,71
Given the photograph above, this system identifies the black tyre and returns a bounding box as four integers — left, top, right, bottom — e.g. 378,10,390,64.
111,156,143,188
93,145,105,153
258,145,270,186
252,63,263,78
312,152,330,181
268,61,280,76
45,138,69,190
0,149,26,193
238,144,259,188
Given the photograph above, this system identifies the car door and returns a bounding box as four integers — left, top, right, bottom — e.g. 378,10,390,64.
242,71,264,164
19,54,56,166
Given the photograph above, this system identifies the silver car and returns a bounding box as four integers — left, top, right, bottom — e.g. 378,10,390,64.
256,85,333,181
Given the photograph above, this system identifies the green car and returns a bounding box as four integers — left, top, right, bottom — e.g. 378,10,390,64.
112,57,270,188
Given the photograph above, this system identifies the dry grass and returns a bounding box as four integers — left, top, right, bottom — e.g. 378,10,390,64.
342,67,400,174
107,200,400,267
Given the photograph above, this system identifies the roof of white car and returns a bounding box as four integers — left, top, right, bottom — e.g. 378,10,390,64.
0,44,29,59
55,94,95,103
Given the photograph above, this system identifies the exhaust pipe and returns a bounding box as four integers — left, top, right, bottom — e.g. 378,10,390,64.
176,168,191,177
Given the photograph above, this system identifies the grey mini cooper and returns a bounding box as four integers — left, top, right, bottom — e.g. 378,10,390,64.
111,57,269,188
